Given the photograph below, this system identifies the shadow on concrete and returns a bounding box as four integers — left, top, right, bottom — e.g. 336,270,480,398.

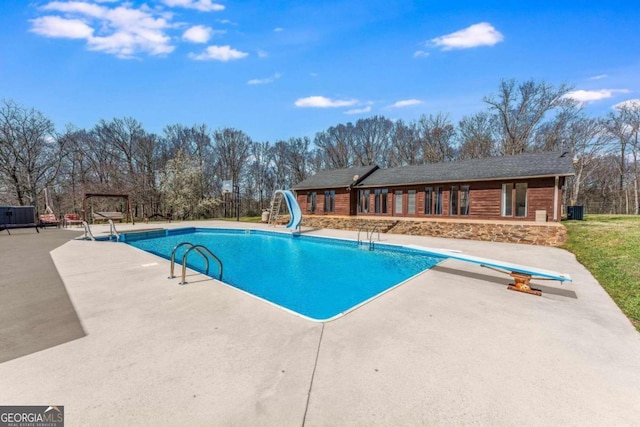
0,227,85,363
433,265,578,299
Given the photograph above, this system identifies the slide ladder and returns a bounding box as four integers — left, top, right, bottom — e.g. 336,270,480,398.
267,192,284,226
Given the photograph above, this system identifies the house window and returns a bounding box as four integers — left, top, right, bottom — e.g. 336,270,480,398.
502,184,513,216
424,187,432,215
450,186,459,215
407,190,416,214
502,183,527,217
515,183,527,217
434,186,443,215
324,190,335,213
394,190,403,214
450,185,470,216
460,185,470,215
357,189,370,213
375,189,388,214
306,192,316,214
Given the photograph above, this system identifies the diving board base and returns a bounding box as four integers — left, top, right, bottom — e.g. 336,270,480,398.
507,272,542,296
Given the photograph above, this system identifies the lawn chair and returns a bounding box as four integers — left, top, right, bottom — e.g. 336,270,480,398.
63,213,83,228
38,213,60,228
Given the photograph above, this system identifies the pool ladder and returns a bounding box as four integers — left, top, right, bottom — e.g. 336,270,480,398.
108,219,120,241
168,242,223,285
81,221,96,241
357,223,380,250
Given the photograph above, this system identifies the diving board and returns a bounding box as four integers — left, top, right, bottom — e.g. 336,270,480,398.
409,245,572,296
275,190,302,230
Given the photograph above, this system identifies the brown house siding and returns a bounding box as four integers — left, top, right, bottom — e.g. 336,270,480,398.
297,188,351,216
296,176,564,222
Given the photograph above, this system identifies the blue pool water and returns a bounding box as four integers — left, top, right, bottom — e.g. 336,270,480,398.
124,228,445,321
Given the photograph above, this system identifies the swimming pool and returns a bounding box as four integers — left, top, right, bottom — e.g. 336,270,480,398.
123,228,445,321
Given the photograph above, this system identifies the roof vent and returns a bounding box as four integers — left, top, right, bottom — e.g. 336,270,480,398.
352,174,359,182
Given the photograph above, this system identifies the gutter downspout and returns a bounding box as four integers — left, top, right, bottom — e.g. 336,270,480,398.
553,176,559,222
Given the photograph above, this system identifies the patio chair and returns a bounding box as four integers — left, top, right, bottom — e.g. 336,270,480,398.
38,213,60,228
63,213,83,228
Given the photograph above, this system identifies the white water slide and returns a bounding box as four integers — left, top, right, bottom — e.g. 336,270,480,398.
276,190,302,230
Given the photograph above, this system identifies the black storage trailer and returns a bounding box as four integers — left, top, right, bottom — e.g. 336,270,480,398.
0,206,39,234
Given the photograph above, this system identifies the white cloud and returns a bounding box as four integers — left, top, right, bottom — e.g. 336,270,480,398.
345,106,372,115
389,99,423,108
431,22,503,50
564,89,629,104
30,16,94,39
248,73,281,85
294,96,358,108
257,49,269,58
613,99,640,110
413,50,429,58
162,0,224,12
274,27,283,32
183,25,212,43
32,1,176,58
589,74,608,80
189,45,248,61
42,1,106,18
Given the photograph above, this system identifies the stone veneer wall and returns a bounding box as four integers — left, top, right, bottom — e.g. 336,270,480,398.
296,216,567,247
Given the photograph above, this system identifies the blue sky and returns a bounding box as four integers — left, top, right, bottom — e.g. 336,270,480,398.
1,0,638,142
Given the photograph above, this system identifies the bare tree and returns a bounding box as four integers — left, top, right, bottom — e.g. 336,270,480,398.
283,137,311,185
610,102,640,213
353,116,394,166
483,79,574,155
417,113,456,163
0,100,63,208
314,123,356,169
532,103,582,152
457,111,497,160
213,127,252,188
605,108,634,212
564,117,611,206
389,119,421,166
271,140,291,189
248,141,274,211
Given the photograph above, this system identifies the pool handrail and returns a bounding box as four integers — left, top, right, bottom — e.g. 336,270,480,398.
169,242,207,279
108,219,120,241
81,221,96,241
180,244,223,285
357,223,380,250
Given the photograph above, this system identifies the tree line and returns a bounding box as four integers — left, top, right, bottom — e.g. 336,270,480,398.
1,78,639,219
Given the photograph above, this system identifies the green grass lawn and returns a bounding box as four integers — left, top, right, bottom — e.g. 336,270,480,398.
563,215,640,332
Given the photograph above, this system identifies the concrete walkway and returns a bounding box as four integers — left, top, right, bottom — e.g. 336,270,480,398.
1,221,639,426
0,226,84,362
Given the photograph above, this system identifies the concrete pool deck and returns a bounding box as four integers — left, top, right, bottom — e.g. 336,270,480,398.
1,221,640,425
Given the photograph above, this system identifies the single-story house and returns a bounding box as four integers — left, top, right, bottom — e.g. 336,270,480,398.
292,151,575,222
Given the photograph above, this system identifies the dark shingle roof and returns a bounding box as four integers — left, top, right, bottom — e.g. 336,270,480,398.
293,165,378,190
357,151,575,187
